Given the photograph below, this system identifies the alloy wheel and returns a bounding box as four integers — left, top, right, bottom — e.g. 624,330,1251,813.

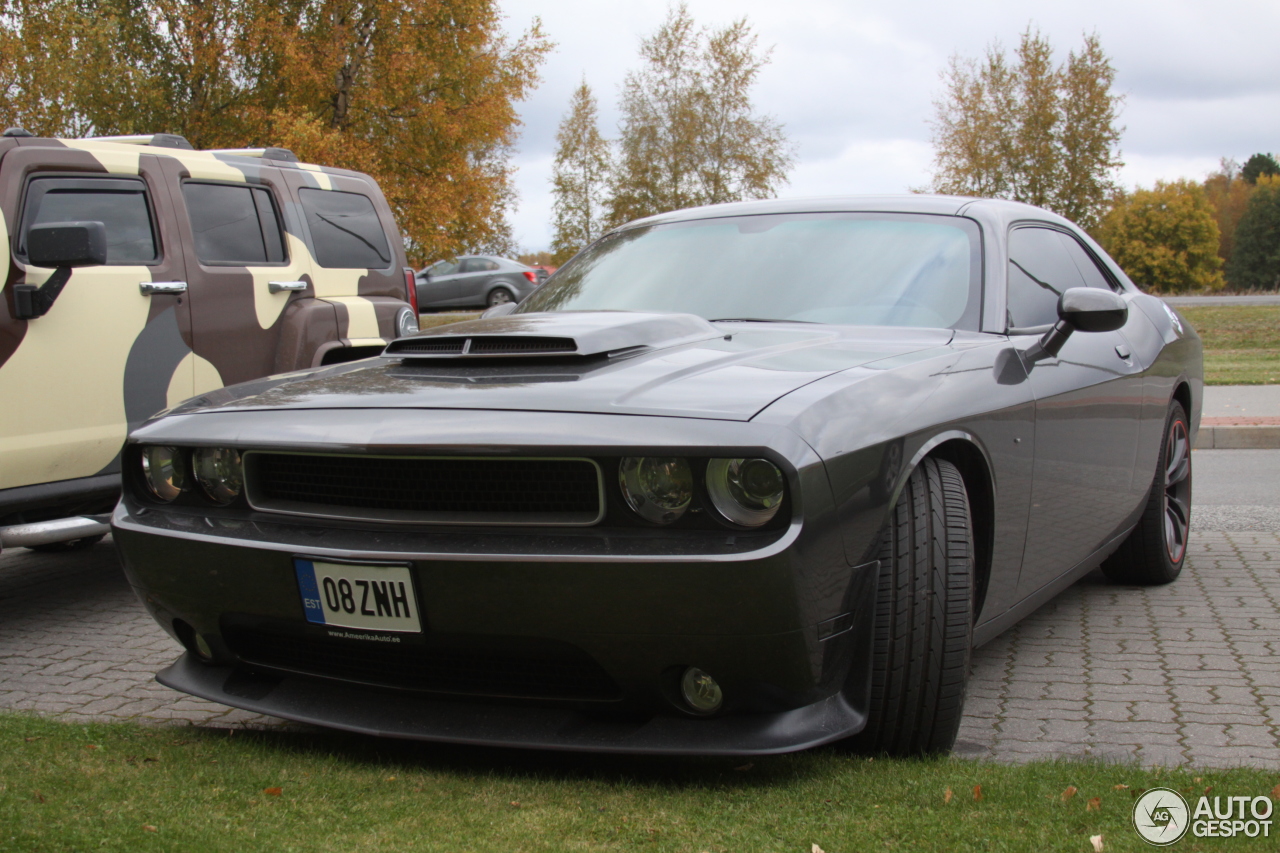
1162,418,1191,563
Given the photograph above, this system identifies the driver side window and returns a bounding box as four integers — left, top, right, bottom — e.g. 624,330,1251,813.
1006,226,1086,329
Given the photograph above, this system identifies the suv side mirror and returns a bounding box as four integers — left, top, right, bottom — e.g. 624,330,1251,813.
27,221,108,268
15,221,107,319
1035,287,1129,359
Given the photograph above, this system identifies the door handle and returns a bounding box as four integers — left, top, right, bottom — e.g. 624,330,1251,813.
268,280,307,293
140,281,188,295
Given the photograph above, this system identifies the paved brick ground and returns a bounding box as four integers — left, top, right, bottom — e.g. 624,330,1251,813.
1,530,1277,767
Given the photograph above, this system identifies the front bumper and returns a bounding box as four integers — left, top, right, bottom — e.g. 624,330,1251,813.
159,652,865,755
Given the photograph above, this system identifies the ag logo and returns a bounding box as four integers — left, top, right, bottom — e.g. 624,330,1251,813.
1133,787,1190,845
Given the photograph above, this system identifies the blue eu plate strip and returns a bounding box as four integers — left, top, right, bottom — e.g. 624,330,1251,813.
294,559,326,625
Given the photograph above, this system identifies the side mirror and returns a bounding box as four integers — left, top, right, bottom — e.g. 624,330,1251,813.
14,221,107,320
27,221,108,268
1032,288,1129,360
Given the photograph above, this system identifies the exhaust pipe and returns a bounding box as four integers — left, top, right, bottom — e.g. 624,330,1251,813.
0,515,111,552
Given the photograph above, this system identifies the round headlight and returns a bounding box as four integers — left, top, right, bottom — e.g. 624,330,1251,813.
141,445,187,502
706,458,785,527
618,457,693,524
192,447,244,505
395,306,419,338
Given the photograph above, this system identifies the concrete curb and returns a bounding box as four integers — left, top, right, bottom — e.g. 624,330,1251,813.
1195,425,1280,450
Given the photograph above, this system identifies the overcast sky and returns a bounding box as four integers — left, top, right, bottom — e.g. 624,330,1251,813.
496,0,1280,254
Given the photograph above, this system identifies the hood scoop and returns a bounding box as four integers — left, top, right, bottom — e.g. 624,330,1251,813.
382,311,723,361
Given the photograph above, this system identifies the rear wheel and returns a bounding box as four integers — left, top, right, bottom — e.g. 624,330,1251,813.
1101,401,1191,585
850,456,974,755
486,287,514,307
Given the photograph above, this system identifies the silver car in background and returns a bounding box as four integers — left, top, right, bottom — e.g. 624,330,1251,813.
415,255,542,310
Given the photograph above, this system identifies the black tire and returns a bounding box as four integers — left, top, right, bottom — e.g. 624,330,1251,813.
851,456,974,756
1101,401,1191,585
27,534,107,553
486,287,514,307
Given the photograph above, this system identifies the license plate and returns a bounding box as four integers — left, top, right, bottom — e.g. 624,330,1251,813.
294,559,421,633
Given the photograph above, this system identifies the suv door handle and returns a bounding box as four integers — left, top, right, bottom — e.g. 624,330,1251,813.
140,281,188,295
268,280,307,293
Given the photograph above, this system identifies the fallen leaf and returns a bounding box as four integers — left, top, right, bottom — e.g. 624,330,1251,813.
23,737,40,742
1112,784,1128,791
33,791,45,804
812,845,826,853
387,776,396,781
943,787,953,804
263,787,282,796
143,825,157,833
1087,797,1101,811
1090,834,1104,852
1204,786,1213,794
734,762,754,772
1194,777,1202,783
85,744,98,750
973,784,984,802
510,801,521,808
1062,785,1078,802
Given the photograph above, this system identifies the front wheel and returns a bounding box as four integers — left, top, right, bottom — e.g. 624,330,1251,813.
1101,401,1191,585
849,456,974,756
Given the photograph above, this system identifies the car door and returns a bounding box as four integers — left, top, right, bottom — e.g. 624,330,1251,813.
419,260,461,307
457,257,497,305
158,156,315,389
0,147,190,491
1009,225,1148,598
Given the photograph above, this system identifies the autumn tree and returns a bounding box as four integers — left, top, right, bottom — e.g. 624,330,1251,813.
1227,175,1280,291
1241,153,1280,185
0,0,551,263
927,28,1123,231
1202,158,1253,265
549,81,612,265
606,3,794,226
1097,180,1224,294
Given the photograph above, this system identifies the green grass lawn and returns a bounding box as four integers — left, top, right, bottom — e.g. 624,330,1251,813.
2,712,1276,852
1177,306,1280,385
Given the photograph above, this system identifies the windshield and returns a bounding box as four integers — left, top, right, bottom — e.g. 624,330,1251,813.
517,212,983,330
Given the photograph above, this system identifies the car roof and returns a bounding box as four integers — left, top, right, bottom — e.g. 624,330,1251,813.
619,194,1078,230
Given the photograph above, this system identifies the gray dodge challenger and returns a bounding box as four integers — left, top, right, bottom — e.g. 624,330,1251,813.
112,195,1202,756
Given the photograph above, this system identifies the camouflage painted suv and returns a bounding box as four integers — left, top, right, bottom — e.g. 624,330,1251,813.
0,130,420,552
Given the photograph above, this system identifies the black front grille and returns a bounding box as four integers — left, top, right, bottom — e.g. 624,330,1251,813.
221,619,621,702
244,454,602,525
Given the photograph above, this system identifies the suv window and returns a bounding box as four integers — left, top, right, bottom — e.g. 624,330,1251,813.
20,177,157,264
298,188,391,269
183,182,286,265
1007,226,1087,328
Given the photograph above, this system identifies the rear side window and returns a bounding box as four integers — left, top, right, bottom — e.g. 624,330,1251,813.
183,182,286,265
298,188,391,269
20,177,157,264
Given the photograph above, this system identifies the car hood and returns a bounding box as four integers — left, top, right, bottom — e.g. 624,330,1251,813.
168,311,956,422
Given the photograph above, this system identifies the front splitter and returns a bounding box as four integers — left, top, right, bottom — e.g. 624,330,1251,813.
157,653,864,755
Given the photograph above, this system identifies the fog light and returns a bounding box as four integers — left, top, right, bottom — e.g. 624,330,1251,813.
680,666,723,714
141,445,186,502
192,447,243,505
